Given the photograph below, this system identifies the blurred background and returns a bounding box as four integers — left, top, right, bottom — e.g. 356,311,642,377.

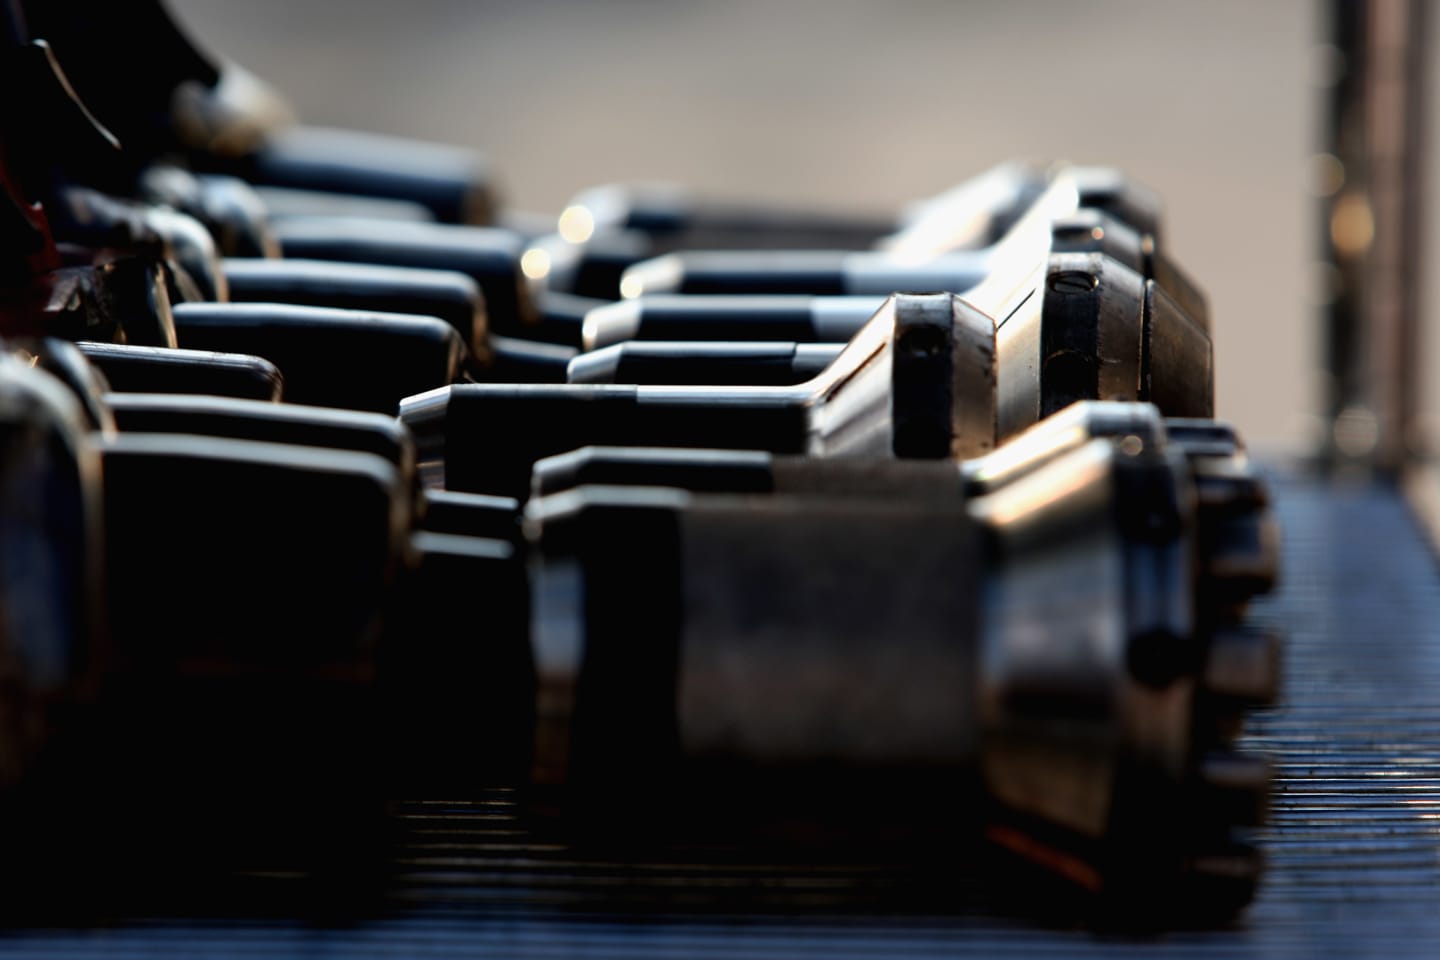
169,0,1415,455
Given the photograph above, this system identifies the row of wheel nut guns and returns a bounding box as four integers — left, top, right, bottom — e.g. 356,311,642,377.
0,0,1278,921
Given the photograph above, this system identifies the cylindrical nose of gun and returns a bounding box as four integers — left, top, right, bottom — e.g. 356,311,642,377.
223,258,487,363
269,217,534,333
582,295,884,351
967,439,1271,901
241,126,498,225
172,302,464,413
77,342,283,402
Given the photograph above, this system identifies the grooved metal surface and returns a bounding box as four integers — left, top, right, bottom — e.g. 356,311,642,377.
2,467,1437,957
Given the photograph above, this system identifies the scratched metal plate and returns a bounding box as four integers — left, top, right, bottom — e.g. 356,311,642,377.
2,466,1437,957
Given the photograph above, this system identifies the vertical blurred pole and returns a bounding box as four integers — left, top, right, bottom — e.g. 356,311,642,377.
1321,0,1428,474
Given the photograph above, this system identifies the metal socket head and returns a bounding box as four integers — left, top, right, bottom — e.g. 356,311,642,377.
970,438,1273,903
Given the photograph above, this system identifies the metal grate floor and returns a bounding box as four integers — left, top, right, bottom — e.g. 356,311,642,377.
3,465,1438,957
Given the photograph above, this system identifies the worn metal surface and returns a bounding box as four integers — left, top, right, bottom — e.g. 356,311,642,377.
1,465,1436,956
